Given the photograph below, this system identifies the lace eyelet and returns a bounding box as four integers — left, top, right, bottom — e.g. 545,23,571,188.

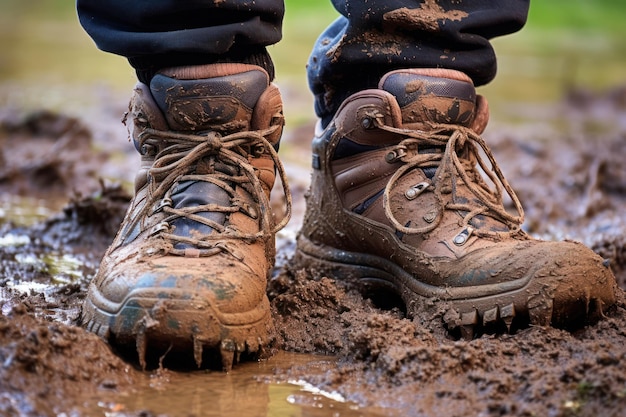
150,221,171,236
423,210,437,223
405,182,429,200
453,227,473,246
385,151,398,163
361,117,374,129
140,144,157,156
152,197,172,213
251,143,265,157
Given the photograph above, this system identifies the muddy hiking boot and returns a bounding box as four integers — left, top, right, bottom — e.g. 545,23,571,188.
295,68,616,338
80,64,291,370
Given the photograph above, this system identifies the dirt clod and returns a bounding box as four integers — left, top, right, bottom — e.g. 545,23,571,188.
0,306,137,417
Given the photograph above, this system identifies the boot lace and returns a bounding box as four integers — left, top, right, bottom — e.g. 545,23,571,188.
372,114,524,240
126,125,291,258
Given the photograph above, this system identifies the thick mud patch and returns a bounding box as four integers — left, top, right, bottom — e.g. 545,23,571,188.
0,305,136,417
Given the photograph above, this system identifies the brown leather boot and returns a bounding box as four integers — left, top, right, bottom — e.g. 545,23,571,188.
295,68,616,337
80,64,290,369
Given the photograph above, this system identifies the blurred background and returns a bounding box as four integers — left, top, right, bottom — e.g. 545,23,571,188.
1,0,624,126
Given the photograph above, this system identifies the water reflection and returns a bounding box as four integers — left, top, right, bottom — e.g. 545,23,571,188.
88,352,396,417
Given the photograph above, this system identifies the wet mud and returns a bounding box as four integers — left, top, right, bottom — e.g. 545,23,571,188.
1,86,625,416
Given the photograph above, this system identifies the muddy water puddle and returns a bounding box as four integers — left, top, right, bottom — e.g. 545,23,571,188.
72,352,395,417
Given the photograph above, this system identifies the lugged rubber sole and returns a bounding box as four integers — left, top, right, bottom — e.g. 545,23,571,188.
294,235,607,338
81,285,274,370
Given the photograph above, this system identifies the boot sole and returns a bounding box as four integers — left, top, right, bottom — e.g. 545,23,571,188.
81,284,273,370
294,235,608,338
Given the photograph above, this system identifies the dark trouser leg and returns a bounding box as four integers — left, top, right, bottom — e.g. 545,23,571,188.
77,0,285,82
307,0,529,125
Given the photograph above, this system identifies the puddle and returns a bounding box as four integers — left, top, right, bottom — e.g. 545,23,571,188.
76,352,397,417
10,251,83,281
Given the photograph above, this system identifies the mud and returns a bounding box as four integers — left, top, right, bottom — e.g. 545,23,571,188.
0,306,135,417
0,108,109,199
383,1,468,32
0,86,625,416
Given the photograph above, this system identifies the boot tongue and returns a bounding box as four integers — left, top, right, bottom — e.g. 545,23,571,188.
379,70,477,129
168,160,241,250
169,180,229,246
147,66,270,250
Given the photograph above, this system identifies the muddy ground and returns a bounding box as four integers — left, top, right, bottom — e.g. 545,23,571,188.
0,86,625,417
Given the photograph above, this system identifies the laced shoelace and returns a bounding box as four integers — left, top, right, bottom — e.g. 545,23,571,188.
372,115,524,240
125,125,291,258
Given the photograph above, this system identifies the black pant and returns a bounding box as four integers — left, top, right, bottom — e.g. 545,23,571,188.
77,0,529,121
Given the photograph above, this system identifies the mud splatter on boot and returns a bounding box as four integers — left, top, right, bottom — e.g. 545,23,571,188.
80,64,291,369
295,68,616,337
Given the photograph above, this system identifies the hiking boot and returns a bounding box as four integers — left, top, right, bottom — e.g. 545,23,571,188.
80,64,291,369
294,68,616,337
